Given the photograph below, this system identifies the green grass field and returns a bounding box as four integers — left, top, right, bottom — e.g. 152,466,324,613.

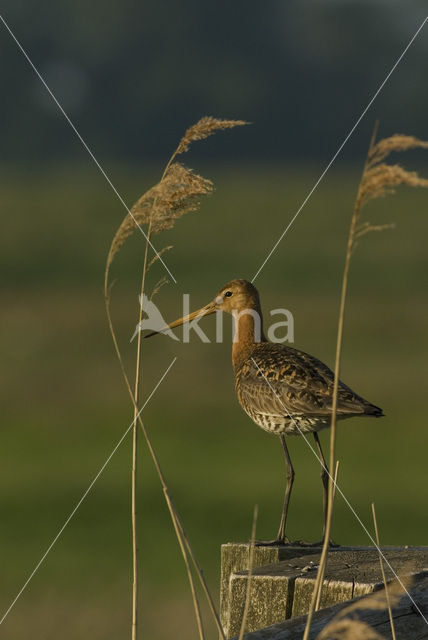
1,162,427,639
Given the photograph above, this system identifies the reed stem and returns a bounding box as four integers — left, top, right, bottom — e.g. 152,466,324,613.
131,215,154,640
303,124,378,640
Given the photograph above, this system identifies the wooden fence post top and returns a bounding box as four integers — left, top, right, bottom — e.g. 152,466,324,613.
220,542,428,638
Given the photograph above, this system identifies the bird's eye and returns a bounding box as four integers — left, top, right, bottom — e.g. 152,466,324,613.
224,291,233,298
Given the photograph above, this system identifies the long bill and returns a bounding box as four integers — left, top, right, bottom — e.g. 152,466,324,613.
144,301,217,339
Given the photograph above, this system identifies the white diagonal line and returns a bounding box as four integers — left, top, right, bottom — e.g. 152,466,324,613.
0,13,177,284
251,14,428,283
0,357,177,626
251,357,428,625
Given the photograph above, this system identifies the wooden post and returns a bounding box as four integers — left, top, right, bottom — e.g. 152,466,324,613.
232,572,428,639
220,543,428,638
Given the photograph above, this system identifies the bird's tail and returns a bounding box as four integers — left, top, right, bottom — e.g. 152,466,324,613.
364,403,384,417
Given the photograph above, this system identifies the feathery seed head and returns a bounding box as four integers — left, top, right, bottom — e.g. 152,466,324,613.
351,130,428,248
106,163,213,271
360,162,428,205
176,117,248,155
368,134,428,167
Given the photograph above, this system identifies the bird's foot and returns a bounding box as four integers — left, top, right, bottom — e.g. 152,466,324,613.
300,538,339,548
254,533,339,547
254,537,292,547
255,537,319,547
255,538,339,548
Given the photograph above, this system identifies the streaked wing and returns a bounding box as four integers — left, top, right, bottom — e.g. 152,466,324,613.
236,343,372,419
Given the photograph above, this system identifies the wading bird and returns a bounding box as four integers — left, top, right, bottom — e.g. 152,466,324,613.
146,279,383,544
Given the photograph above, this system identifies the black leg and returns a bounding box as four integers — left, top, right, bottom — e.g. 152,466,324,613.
276,434,295,543
313,432,329,539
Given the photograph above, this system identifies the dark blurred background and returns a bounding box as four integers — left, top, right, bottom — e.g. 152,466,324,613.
1,1,428,165
1,2,427,639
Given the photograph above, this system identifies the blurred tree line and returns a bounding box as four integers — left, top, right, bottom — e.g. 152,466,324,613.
0,0,427,164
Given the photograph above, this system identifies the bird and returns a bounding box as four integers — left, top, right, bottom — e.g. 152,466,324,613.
145,278,383,545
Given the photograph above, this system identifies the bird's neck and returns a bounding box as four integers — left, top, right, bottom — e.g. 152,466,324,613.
232,306,266,371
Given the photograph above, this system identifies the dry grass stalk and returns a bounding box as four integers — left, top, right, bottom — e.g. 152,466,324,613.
150,275,169,300
355,222,395,241
104,298,219,640
176,116,248,154
104,116,244,640
147,246,173,272
143,425,206,640
130,234,152,640
172,505,226,640
314,460,340,611
371,503,397,640
238,505,259,640
111,161,214,640
303,125,428,640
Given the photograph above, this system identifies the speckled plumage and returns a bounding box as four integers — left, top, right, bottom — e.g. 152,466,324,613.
235,342,383,436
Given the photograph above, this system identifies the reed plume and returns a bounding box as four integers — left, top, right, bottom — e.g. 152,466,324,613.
105,116,247,290
176,116,248,154
104,116,245,640
303,125,428,640
355,130,428,237
106,163,213,274
367,133,428,166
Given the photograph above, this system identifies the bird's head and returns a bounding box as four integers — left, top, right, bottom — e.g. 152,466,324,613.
144,278,261,338
213,279,261,313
